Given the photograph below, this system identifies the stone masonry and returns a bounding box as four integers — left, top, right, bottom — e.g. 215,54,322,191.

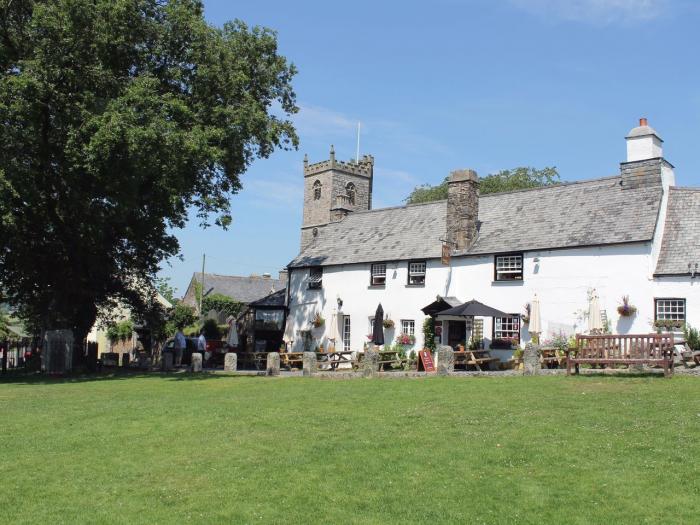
447,169,479,251
620,158,666,190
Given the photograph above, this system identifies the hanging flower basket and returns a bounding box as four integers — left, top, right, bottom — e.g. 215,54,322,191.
312,313,325,328
617,295,637,317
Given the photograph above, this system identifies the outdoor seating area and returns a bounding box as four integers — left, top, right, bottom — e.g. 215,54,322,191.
453,348,499,371
566,334,675,377
316,350,359,371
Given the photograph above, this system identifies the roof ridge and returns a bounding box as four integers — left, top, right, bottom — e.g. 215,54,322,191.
193,272,282,281
479,175,621,198
669,186,700,192
342,199,445,217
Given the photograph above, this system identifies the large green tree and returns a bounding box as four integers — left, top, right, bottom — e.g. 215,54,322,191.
405,167,560,204
0,0,298,339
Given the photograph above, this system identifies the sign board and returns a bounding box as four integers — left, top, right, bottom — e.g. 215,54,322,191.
417,350,436,372
441,244,451,266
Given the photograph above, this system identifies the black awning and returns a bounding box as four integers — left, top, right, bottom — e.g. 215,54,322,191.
436,299,508,318
421,296,461,317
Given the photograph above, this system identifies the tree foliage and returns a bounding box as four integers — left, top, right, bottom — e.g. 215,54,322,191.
106,319,135,344
202,293,243,319
0,0,298,339
166,303,197,335
405,167,560,204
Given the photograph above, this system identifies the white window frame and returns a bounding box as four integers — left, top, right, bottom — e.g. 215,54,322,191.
370,263,386,286
343,316,351,351
408,261,426,285
655,298,686,321
494,315,520,342
401,319,415,336
495,254,523,281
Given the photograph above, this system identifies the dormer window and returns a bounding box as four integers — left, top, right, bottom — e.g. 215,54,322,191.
313,180,321,200
346,182,356,205
494,253,523,281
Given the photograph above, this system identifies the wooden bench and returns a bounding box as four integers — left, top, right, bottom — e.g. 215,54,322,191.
377,350,407,371
280,352,304,370
566,334,674,377
316,351,358,371
454,349,499,371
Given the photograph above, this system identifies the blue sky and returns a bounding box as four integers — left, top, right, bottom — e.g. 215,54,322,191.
160,0,700,295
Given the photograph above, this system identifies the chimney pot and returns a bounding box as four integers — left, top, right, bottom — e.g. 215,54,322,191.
639,117,648,126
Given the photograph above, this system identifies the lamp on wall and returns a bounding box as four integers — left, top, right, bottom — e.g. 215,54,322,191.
337,294,343,311
689,263,698,279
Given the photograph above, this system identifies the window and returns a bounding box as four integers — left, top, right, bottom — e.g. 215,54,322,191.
308,267,323,289
495,253,523,281
346,182,356,205
655,298,686,321
408,261,426,285
254,310,284,331
401,320,415,336
493,315,520,343
343,316,351,351
370,263,386,286
313,180,321,200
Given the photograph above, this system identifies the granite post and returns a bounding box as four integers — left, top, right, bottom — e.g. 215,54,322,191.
224,352,237,372
302,352,317,376
361,348,379,377
523,343,540,375
191,353,202,373
436,345,454,375
266,352,280,376
162,351,173,371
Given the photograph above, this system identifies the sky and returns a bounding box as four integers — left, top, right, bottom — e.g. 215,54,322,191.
160,0,700,296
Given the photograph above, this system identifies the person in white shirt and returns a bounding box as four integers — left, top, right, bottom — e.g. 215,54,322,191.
198,331,208,365
174,329,186,366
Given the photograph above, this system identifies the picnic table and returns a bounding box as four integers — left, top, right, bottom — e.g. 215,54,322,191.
237,352,269,370
316,350,358,371
453,349,499,371
280,352,304,370
539,346,566,369
377,350,407,371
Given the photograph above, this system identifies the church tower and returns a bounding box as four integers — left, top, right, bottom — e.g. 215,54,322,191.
300,146,374,250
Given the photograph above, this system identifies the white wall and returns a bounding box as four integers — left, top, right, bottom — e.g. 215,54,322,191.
286,242,700,353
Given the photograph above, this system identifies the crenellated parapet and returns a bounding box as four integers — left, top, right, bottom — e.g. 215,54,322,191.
304,146,374,178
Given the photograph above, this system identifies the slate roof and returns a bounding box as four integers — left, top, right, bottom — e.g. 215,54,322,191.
655,187,700,275
289,176,663,268
183,273,284,305
248,288,286,308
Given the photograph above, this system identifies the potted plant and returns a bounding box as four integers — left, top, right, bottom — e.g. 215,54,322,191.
617,295,637,317
382,318,395,329
395,332,415,346
654,319,685,331
312,312,325,328
491,337,517,349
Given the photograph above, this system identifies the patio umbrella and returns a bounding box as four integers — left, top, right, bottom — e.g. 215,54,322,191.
529,295,542,336
226,316,239,348
327,309,340,351
588,291,603,333
436,299,508,318
372,303,385,346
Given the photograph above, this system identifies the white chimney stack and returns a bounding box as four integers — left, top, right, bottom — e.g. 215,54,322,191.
626,117,663,162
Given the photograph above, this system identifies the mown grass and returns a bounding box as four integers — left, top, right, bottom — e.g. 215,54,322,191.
1,373,699,524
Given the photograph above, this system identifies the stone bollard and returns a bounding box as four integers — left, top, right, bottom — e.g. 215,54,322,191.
302,352,317,376
266,352,280,376
122,353,130,368
191,353,202,373
523,344,540,375
436,345,454,375
224,352,237,372
361,349,379,377
162,352,173,371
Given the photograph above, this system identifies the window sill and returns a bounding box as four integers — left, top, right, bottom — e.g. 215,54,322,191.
491,280,524,286
367,285,386,290
405,284,425,288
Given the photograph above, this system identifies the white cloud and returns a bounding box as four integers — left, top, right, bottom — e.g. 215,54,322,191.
509,0,668,24
293,104,358,138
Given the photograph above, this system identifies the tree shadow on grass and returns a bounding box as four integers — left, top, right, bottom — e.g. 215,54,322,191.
0,369,257,386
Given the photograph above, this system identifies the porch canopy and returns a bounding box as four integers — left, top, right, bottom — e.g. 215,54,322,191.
435,299,508,320
421,296,462,317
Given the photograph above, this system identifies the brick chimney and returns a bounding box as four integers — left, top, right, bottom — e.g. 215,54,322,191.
447,169,479,250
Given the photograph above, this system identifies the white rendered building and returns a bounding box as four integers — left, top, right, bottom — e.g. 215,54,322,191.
284,120,700,357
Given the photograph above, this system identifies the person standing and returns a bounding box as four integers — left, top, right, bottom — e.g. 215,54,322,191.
197,330,208,366
174,328,186,367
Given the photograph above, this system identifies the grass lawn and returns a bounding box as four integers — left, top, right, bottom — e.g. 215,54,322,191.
1,374,699,524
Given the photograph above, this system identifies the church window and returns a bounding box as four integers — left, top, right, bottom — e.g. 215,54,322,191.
346,182,356,205
313,180,322,200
